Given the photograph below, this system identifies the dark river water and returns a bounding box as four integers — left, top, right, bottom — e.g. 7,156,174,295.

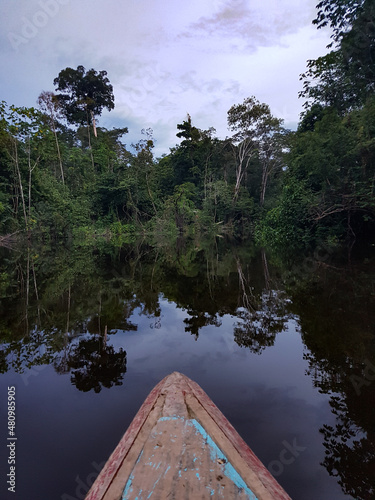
0,237,374,500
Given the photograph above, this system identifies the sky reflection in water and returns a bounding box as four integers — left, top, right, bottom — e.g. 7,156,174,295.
1,240,373,500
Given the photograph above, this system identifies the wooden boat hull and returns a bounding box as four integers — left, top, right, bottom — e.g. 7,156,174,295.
85,372,291,499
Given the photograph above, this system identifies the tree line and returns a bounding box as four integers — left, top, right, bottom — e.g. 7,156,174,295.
0,0,374,249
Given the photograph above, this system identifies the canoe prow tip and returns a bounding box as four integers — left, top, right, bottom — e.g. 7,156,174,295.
85,372,292,500
161,371,187,384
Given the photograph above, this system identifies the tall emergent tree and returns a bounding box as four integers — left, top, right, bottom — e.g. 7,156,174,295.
227,96,284,203
53,66,115,148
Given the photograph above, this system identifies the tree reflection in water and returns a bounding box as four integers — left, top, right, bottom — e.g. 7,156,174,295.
55,333,127,393
0,238,374,497
284,254,375,500
234,251,293,354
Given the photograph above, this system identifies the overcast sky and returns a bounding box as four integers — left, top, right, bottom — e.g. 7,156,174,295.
1,0,331,156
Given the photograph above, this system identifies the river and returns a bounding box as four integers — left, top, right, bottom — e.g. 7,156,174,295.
0,237,374,499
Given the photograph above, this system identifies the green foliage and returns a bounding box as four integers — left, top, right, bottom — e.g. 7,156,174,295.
259,1,375,251
53,65,114,126
313,0,366,39
301,0,375,111
0,75,291,242
256,179,313,249
163,182,198,233
202,180,233,223
109,221,135,236
227,96,282,135
227,96,286,205
0,36,373,251
261,96,375,250
33,170,90,237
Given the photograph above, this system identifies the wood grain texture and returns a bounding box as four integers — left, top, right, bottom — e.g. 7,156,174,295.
85,372,291,500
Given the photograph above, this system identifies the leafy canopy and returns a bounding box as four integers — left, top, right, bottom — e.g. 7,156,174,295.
300,0,375,111
227,96,283,141
53,65,114,126
313,0,366,44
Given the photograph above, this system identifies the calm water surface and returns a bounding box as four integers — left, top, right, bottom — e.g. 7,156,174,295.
0,238,374,500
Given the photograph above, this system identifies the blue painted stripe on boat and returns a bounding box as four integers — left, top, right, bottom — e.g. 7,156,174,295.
121,415,259,499
159,416,258,498
122,472,135,498
187,417,259,499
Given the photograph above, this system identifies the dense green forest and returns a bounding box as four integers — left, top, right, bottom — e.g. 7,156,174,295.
0,0,374,250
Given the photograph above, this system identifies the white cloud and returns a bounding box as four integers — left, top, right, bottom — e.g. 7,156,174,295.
0,0,332,156
180,0,317,50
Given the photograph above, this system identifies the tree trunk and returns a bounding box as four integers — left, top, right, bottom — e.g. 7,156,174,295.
91,110,98,138
27,141,40,233
13,139,28,228
52,121,64,184
86,110,95,170
260,166,269,207
232,138,255,202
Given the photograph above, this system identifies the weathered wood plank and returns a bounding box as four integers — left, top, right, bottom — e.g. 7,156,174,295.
183,375,290,500
85,372,291,500
85,378,165,500
120,416,258,499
